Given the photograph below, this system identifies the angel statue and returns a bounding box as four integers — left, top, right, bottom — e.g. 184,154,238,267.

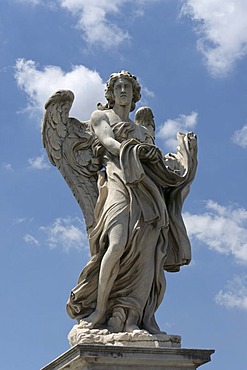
42,71,197,335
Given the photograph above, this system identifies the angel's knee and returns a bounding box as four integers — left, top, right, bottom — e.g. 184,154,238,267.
108,224,127,255
108,240,126,260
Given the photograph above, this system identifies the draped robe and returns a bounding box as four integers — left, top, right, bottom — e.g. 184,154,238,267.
66,121,197,333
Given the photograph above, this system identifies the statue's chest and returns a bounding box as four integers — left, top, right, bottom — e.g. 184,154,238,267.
112,121,148,143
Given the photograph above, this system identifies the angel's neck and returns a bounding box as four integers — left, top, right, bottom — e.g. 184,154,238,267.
112,105,131,122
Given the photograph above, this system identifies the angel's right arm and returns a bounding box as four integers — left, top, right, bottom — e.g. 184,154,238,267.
91,110,120,156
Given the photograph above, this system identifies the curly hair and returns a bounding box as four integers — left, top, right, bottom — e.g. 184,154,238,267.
103,71,141,112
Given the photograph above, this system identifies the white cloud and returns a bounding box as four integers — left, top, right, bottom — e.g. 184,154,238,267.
141,86,155,98
215,275,247,310
13,217,29,224
24,233,39,246
232,124,247,148
17,0,156,48
14,58,105,120
157,111,198,151
184,200,247,264
40,217,87,252
181,0,247,76
59,0,130,48
28,153,50,170
3,163,13,171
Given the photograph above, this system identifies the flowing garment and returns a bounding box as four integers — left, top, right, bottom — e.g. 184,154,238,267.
66,121,197,333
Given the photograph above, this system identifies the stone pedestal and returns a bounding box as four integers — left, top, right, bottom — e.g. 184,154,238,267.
41,343,214,370
42,327,214,369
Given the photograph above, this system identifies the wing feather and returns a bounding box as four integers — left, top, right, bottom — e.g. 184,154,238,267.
134,106,155,138
42,90,101,235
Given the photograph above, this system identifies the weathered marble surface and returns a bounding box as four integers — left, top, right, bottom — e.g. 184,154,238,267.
68,325,181,348
41,344,214,370
42,71,197,334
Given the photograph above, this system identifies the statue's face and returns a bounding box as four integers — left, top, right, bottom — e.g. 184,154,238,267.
113,77,133,107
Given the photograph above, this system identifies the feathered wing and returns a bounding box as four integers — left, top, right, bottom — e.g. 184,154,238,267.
134,106,155,138
42,90,101,235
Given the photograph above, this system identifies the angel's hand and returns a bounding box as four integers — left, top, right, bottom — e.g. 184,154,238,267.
140,146,161,162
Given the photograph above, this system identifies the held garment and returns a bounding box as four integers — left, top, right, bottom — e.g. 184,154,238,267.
66,121,197,333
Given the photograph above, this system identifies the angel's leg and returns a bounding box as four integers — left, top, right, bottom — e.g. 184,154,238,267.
83,222,128,327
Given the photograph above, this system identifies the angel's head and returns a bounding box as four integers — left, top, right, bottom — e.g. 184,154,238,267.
104,71,141,112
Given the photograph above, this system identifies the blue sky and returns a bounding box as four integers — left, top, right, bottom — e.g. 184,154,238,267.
1,1,247,369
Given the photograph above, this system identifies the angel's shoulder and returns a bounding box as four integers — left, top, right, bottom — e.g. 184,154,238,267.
90,110,111,127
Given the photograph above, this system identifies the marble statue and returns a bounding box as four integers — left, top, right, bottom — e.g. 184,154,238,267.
42,71,197,335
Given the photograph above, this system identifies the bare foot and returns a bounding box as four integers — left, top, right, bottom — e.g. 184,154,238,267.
108,307,126,332
124,309,140,332
108,315,124,332
125,323,140,332
82,309,104,328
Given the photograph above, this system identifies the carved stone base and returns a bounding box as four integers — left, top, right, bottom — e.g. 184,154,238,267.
41,343,214,370
41,327,214,369
68,324,181,348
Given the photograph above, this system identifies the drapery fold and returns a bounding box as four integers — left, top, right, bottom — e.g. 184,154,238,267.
66,123,197,333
